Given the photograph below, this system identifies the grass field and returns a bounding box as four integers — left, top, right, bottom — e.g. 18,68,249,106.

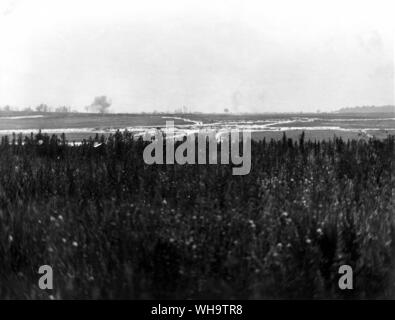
0,111,394,141
0,130,393,299
0,112,394,299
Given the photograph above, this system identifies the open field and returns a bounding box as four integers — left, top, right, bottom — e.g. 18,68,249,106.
0,111,394,299
0,112,394,141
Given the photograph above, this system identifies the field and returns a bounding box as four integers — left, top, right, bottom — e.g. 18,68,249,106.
0,112,394,141
0,127,393,299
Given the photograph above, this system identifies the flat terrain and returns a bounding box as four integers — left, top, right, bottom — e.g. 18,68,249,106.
0,112,393,298
0,112,394,141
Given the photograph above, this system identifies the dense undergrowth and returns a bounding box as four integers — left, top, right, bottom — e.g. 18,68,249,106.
0,131,393,299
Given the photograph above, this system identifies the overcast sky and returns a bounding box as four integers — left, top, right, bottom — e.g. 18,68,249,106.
0,0,394,113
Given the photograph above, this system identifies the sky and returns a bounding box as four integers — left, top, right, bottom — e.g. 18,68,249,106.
0,0,394,113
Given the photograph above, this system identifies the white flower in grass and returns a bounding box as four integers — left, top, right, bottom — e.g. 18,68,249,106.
248,220,256,229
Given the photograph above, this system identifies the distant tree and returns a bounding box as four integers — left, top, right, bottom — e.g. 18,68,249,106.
22,106,34,113
224,108,229,113
55,106,70,113
35,104,49,112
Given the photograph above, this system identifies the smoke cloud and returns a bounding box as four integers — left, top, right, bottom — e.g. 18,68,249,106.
88,96,111,114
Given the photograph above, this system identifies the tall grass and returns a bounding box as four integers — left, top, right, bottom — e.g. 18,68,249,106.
0,131,393,299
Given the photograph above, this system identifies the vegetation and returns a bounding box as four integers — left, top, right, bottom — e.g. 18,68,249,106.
0,131,393,299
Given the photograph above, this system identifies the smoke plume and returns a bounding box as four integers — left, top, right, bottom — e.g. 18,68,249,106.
89,96,111,114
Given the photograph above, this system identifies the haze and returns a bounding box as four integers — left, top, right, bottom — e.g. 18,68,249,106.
0,0,394,113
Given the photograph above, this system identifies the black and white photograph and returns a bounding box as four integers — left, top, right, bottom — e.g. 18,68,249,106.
0,0,394,310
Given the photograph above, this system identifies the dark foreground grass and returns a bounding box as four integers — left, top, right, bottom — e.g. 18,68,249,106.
0,131,393,299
